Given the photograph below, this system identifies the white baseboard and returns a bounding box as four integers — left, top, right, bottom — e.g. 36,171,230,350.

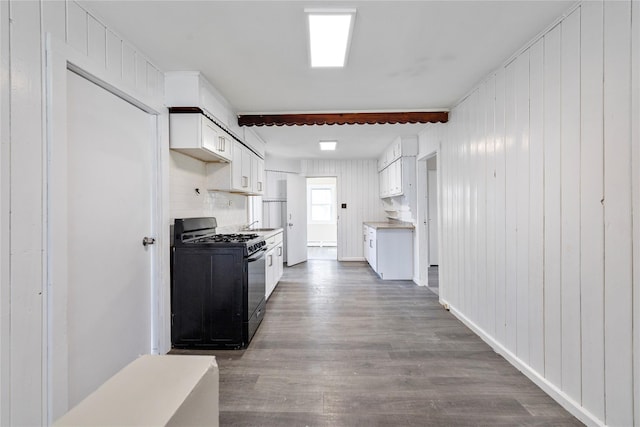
338,257,365,262
441,299,603,427
307,242,337,247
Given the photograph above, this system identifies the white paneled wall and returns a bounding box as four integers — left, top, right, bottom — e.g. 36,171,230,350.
5,0,166,424
63,1,164,103
433,2,637,425
169,152,208,220
301,160,386,261
0,3,9,426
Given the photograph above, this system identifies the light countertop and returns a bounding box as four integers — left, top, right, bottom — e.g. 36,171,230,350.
363,221,415,230
240,228,284,239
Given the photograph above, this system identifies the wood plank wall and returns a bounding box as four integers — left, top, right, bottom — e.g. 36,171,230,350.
4,1,165,424
428,2,637,425
0,2,10,426
301,160,386,261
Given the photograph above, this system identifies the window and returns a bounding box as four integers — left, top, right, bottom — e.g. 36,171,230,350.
310,188,333,222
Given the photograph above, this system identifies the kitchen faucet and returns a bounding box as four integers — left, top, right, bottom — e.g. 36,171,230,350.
242,220,259,231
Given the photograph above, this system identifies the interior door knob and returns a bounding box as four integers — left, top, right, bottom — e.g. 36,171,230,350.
288,222,294,227
142,237,156,246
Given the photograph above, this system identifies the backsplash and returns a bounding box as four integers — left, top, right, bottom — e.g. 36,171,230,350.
170,151,248,229
205,192,248,232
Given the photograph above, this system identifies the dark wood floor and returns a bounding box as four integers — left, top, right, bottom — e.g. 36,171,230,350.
174,260,583,426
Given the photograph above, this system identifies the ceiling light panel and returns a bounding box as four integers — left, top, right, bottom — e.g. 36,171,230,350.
319,141,337,151
306,9,356,67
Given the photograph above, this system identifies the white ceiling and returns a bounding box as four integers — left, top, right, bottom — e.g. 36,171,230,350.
81,0,575,159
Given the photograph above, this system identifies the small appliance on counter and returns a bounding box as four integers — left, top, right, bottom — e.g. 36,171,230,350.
171,217,267,349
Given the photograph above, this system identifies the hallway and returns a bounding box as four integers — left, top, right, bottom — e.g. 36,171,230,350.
180,260,582,426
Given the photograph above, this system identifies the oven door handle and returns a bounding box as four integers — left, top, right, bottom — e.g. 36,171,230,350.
247,248,267,262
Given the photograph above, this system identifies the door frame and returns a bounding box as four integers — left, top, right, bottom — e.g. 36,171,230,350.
417,158,429,286
44,36,169,422
306,176,338,258
305,175,339,259
417,150,440,288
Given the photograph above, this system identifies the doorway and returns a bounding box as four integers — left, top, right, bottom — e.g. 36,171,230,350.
426,156,439,292
306,177,337,260
418,155,439,292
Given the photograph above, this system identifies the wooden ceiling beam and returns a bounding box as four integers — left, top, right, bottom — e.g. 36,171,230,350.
237,111,448,127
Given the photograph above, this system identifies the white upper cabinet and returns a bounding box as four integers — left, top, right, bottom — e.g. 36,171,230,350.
166,71,265,196
252,156,265,195
378,136,417,198
207,141,264,195
169,113,232,162
377,136,417,172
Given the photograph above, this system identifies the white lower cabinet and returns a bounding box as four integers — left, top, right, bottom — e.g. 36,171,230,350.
363,224,413,280
265,231,284,300
366,226,378,271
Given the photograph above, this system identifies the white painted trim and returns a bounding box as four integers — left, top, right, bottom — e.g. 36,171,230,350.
631,0,640,421
416,127,441,290
44,34,168,422
0,0,10,425
441,298,604,427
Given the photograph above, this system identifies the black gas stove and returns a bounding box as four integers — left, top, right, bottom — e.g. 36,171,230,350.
174,217,266,256
171,217,266,349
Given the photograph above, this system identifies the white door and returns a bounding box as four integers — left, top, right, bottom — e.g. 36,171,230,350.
66,71,154,406
286,174,307,266
428,168,439,265
417,158,429,285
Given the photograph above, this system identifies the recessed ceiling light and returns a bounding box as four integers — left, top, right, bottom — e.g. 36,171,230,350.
306,9,356,68
319,141,337,151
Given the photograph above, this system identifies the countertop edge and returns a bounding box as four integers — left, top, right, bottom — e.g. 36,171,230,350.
363,221,415,230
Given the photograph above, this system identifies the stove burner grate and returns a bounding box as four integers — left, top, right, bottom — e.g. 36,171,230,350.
192,233,259,244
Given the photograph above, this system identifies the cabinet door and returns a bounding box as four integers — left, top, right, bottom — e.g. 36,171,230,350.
241,146,251,191
379,167,389,197
368,228,377,270
387,146,395,165
393,160,402,195
216,134,232,162
201,116,219,153
265,247,276,299
231,142,244,191
393,139,402,161
250,155,265,195
256,157,265,195
276,243,284,282
386,167,391,196
363,225,369,260
201,116,232,162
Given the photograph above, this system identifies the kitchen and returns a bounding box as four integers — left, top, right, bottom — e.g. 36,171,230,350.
2,1,639,426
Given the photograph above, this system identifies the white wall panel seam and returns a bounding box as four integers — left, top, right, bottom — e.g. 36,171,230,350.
632,0,640,423
542,22,562,387
0,0,10,423
603,1,634,424
579,0,605,419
